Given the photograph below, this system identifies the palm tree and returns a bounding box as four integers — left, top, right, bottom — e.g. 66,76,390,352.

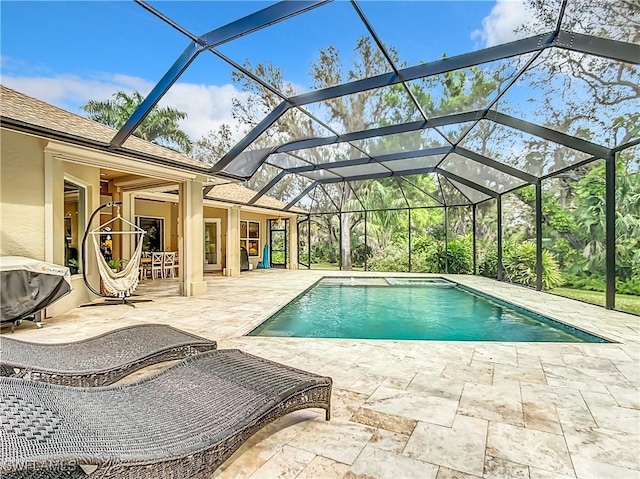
82,91,193,154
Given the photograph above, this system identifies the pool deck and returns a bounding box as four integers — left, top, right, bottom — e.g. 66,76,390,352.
5,270,640,479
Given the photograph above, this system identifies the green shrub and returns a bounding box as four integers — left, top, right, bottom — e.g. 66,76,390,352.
368,246,409,272
618,276,640,296
311,240,338,264
503,242,564,289
548,237,581,269
556,274,640,296
446,237,474,274
561,273,605,292
478,241,564,289
479,246,497,278
350,243,372,267
368,235,473,274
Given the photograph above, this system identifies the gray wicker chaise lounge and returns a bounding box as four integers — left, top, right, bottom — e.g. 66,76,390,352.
1,349,332,479
0,324,216,386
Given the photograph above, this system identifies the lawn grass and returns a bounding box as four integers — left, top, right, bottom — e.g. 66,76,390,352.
550,287,640,316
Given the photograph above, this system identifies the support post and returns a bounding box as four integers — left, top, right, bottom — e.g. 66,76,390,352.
536,180,543,291
308,215,311,269
338,212,343,270
472,204,477,275
605,152,616,309
408,208,412,272
497,196,503,281
179,180,207,295
120,192,134,260
444,206,449,274
364,211,368,271
227,206,241,277
288,217,296,270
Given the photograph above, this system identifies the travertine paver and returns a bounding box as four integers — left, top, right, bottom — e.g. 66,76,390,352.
5,270,640,479
365,386,459,426
248,445,315,479
404,421,487,477
351,444,439,478
486,422,574,476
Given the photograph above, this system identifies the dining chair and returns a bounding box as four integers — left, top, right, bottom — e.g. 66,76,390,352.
163,252,176,278
139,252,152,280
151,252,164,279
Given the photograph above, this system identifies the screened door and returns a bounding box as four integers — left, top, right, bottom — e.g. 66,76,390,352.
269,219,288,268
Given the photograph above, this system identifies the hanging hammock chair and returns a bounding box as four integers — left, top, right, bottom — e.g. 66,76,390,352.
89,211,146,298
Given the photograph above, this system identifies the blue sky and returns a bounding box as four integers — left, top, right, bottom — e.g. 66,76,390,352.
1,1,537,140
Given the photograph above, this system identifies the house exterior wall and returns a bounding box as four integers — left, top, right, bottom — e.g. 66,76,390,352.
0,130,46,258
0,131,101,316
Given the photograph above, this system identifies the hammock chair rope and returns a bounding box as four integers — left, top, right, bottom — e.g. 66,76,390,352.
92,233,145,298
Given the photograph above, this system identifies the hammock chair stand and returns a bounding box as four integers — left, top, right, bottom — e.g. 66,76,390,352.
80,202,152,308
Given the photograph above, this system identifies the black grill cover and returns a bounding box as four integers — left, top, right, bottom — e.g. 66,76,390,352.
240,247,250,272
0,257,72,324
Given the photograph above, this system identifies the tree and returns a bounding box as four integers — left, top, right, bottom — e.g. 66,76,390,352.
196,36,516,270
82,91,193,154
201,37,409,270
193,124,234,166
518,0,639,149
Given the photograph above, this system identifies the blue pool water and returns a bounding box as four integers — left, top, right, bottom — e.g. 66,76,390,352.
248,279,607,342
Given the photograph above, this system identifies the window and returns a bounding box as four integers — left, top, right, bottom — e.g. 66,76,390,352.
63,180,86,274
240,220,260,257
137,217,164,252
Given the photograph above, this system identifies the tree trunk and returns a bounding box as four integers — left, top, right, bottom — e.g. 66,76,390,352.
341,212,353,270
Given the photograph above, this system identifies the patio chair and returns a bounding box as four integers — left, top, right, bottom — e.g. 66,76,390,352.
0,349,332,478
0,324,216,387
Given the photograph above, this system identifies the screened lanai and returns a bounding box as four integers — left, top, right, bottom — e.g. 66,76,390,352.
107,0,639,314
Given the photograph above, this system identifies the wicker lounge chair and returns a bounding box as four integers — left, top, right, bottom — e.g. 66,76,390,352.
0,324,216,387
1,349,332,478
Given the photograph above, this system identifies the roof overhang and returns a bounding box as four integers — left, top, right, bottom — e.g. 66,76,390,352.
2,117,213,182
136,191,303,216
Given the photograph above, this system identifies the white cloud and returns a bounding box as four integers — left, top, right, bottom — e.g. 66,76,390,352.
471,0,542,48
0,69,249,142
162,83,249,141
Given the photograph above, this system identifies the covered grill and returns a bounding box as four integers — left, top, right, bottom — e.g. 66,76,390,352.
0,256,72,331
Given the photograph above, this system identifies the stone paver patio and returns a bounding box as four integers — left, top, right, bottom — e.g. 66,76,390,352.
5,270,640,479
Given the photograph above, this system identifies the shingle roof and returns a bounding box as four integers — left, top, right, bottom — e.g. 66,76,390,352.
1,85,306,213
205,183,306,214
0,85,207,169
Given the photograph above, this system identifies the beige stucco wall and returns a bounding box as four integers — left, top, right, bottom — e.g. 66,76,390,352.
0,131,101,316
0,130,46,258
134,198,177,251
0,130,106,317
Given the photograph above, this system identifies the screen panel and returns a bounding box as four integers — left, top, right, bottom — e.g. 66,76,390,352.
301,83,423,135
440,152,526,193
459,119,592,177
492,48,639,148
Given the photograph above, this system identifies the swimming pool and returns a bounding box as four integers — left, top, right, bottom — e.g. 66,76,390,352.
248,277,608,342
